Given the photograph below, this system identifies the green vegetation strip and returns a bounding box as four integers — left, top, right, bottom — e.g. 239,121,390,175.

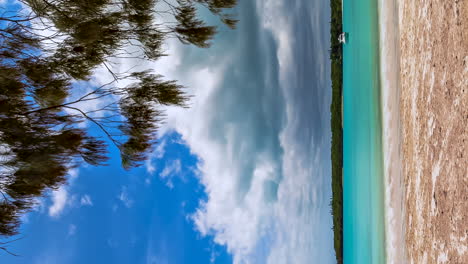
329,0,343,263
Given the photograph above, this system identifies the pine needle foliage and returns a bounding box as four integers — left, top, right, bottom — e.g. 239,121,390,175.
0,0,237,241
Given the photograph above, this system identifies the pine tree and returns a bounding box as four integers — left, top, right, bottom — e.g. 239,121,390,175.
0,0,237,242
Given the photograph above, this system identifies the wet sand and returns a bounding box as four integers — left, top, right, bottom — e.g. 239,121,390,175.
378,0,407,262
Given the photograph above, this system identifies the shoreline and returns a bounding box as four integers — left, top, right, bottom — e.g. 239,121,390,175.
377,0,407,263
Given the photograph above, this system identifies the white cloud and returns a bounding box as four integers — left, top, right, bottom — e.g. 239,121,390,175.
145,138,168,176
48,186,68,218
68,224,77,236
80,194,93,206
146,161,157,176
66,0,334,261
159,159,182,188
153,139,167,160
152,0,335,263
47,168,81,218
68,168,79,182
118,186,133,208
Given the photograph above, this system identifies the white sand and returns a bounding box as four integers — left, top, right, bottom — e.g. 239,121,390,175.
377,0,408,263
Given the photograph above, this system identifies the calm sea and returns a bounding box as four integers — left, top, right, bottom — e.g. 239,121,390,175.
342,0,386,262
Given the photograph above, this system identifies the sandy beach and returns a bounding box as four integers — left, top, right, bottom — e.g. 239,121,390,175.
378,0,407,262
380,0,467,262
397,0,468,262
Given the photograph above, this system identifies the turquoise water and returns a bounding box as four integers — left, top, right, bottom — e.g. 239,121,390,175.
342,0,386,262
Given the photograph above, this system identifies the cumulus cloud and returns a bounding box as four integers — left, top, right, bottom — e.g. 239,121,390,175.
156,0,335,263
64,0,333,261
49,186,68,217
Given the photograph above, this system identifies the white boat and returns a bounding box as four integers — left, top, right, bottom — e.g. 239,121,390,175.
338,33,347,44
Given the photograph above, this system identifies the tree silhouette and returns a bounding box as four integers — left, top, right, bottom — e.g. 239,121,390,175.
0,0,237,241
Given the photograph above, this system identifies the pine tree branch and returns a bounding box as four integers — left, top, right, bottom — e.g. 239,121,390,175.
23,79,118,115
63,106,121,148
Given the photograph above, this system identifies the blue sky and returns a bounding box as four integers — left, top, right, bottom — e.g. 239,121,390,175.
1,133,231,264
0,0,334,263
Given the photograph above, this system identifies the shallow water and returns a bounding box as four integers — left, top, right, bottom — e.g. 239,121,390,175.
343,0,387,262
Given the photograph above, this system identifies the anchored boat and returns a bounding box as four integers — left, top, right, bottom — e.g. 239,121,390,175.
338,32,347,44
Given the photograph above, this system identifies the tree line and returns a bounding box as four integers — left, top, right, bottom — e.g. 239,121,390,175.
329,0,343,262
